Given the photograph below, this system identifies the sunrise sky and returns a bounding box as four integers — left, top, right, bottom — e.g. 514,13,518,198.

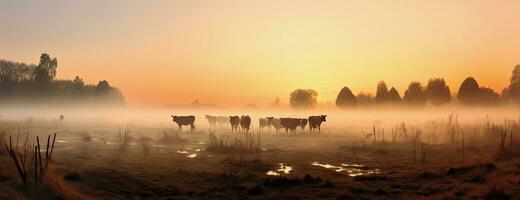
1,0,520,107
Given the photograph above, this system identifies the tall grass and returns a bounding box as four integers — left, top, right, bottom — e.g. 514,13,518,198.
207,131,261,153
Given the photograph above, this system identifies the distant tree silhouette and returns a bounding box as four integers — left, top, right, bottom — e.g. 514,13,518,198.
403,81,426,106
356,92,374,107
504,64,520,104
0,60,34,84
457,77,481,106
33,53,57,85
386,87,402,104
479,87,500,105
95,80,111,97
335,86,357,108
425,78,451,107
0,54,124,106
289,89,318,109
375,81,389,104
457,77,501,106
71,76,85,100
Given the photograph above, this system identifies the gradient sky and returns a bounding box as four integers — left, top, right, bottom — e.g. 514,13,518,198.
1,0,520,107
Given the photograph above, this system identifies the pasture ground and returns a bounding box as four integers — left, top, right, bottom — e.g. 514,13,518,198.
1,124,520,199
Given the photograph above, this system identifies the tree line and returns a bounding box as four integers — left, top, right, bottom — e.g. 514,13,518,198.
289,64,520,109
0,53,124,106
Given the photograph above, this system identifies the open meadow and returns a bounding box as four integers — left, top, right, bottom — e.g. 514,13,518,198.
1,108,519,199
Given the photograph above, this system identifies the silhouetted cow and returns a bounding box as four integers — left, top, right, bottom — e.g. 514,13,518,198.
299,118,308,130
229,116,240,132
206,115,217,129
240,115,251,132
216,116,229,127
259,118,270,132
281,118,300,133
308,115,326,133
268,117,283,133
171,115,195,131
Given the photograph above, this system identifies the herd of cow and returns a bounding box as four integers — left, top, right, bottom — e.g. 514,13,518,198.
170,115,327,133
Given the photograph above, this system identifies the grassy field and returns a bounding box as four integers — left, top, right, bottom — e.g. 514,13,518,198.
1,113,519,199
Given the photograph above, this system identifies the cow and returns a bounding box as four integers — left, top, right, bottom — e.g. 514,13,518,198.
59,114,64,127
308,115,327,133
299,118,308,130
206,115,217,129
259,118,270,132
229,116,240,132
171,115,195,131
280,118,301,133
240,115,251,132
216,116,229,127
268,117,283,133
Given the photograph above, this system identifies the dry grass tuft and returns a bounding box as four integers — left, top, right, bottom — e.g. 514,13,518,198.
157,129,187,144
207,131,261,153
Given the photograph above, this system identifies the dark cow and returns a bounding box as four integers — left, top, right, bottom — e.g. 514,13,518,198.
240,115,251,132
280,118,301,133
268,117,283,133
308,115,327,132
299,118,308,130
216,116,229,127
229,116,240,132
259,118,270,132
206,115,217,129
171,115,195,131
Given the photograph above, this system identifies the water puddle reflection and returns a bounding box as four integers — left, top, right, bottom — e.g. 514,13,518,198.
177,150,198,158
266,163,293,176
311,161,380,177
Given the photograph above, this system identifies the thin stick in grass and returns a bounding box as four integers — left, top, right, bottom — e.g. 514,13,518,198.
36,136,44,174
48,133,56,165
34,146,38,186
45,135,50,167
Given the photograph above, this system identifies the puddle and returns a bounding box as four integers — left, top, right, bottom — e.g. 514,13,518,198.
56,140,68,143
311,162,380,177
195,149,201,152
266,163,293,176
261,148,268,151
177,150,198,158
